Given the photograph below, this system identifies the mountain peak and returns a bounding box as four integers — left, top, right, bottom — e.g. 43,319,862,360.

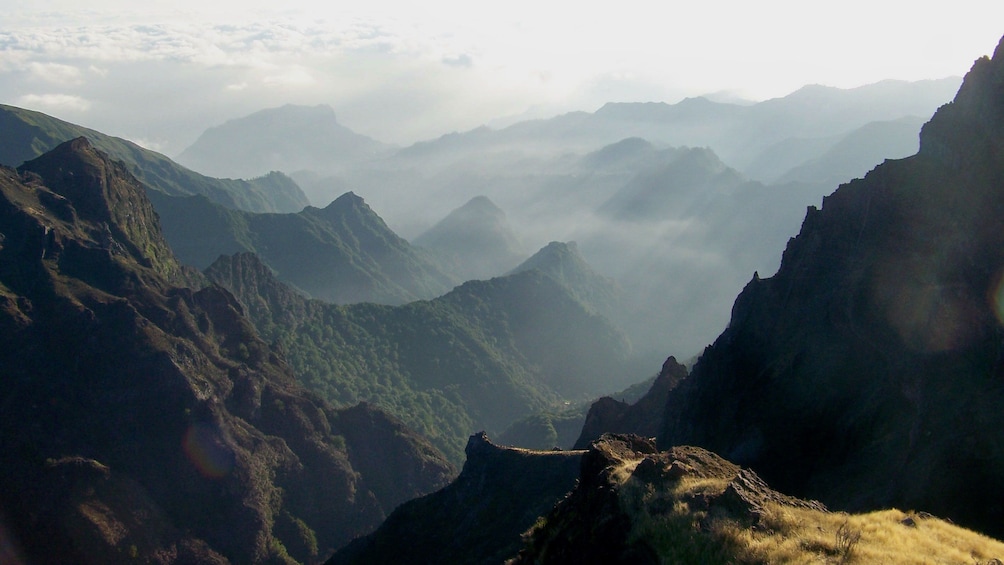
413,195,524,281
458,194,504,216
514,240,581,267
329,190,365,207
277,103,337,120
176,104,389,179
584,137,657,169
17,137,180,278
510,240,622,320
919,35,1004,166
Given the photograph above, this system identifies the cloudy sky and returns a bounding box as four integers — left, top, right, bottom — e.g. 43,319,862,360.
3,1,1003,155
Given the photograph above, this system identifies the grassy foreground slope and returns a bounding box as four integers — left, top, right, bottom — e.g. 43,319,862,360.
512,436,1004,565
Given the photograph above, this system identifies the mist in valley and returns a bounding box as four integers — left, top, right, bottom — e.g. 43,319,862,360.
169,78,959,363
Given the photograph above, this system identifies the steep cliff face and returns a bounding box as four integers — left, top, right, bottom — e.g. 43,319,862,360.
574,356,687,449
0,139,453,564
328,433,584,565
660,36,1004,537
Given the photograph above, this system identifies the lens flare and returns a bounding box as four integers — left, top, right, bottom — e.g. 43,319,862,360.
182,422,235,479
0,519,27,565
991,272,1004,327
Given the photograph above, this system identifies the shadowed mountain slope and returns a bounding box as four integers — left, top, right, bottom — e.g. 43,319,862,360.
574,356,688,449
508,240,622,320
0,138,453,564
327,433,584,565
659,35,1004,539
0,104,310,213
205,252,633,463
413,195,525,282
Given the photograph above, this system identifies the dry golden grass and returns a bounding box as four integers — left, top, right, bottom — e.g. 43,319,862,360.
618,464,1004,565
738,505,1004,564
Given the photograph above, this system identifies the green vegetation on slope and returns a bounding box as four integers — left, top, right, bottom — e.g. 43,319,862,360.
205,253,633,463
0,139,454,565
154,190,458,305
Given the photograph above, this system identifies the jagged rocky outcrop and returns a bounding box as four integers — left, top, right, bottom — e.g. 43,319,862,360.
659,36,1004,538
328,433,584,565
509,434,827,565
574,356,688,449
0,138,454,564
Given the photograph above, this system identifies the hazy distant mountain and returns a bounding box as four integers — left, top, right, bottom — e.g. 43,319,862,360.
149,190,458,305
580,136,659,170
173,78,956,233
744,116,927,186
0,104,310,213
0,138,453,564
176,104,392,180
413,195,525,281
597,146,752,221
660,36,1004,540
588,79,958,168
357,78,957,185
773,116,927,185
509,240,622,321
205,252,634,463
496,359,665,451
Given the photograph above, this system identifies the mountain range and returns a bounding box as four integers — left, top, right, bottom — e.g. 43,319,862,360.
203,249,633,463
173,79,957,362
0,138,453,563
0,104,310,213
149,190,458,305
336,34,1004,564
2,32,1002,565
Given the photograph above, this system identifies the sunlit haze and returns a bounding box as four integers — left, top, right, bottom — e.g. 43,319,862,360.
3,0,1003,153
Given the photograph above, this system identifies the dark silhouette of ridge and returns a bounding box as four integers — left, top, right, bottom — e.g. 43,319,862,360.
659,35,1004,539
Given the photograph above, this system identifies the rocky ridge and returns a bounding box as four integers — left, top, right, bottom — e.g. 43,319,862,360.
574,356,687,449
328,433,584,565
659,35,1004,538
510,434,825,564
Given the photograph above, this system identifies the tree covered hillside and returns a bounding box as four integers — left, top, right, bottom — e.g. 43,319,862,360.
205,252,633,463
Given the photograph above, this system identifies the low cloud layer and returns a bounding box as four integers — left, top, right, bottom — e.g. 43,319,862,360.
2,4,1003,155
